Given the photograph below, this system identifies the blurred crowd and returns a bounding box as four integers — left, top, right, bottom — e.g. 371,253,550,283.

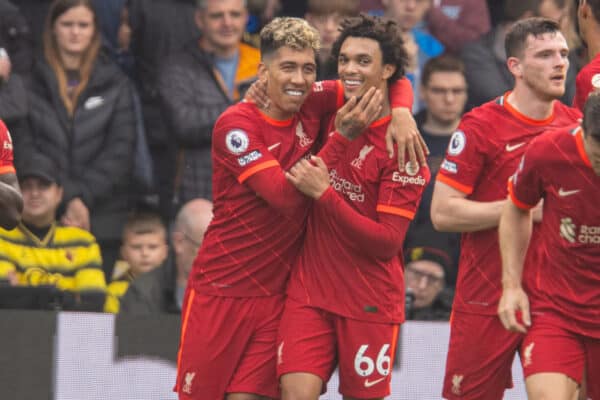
0,0,584,317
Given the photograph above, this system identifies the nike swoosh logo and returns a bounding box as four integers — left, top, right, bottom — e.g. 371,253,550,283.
364,377,386,388
505,142,526,152
268,142,281,151
558,188,580,197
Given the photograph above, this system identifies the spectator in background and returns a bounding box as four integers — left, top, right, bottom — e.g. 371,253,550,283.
0,120,22,230
461,0,577,110
15,0,136,279
120,198,213,315
405,245,453,320
0,0,32,126
0,1,33,74
304,0,360,80
541,0,580,51
382,0,445,112
127,0,199,220
573,0,600,111
9,0,51,56
406,54,467,283
0,154,106,312
416,54,467,173
92,0,154,204
426,0,491,54
90,0,131,71
158,0,260,208
105,210,168,313
246,0,283,44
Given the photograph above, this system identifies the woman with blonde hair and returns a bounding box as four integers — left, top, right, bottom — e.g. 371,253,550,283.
17,0,136,279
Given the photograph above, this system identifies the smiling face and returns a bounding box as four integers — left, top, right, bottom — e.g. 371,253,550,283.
509,31,569,101
52,5,96,58
196,0,248,56
21,177,63,227
259,46,317,120
337,36,395,101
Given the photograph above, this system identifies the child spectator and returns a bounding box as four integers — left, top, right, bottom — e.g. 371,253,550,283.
104,211,168,313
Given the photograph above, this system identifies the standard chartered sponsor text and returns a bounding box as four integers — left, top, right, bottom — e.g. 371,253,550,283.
579,225,600,244
330,169,365,202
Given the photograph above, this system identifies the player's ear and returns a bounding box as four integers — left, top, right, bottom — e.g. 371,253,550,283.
506,57,523,79
258,62,268,82
382,64,395,81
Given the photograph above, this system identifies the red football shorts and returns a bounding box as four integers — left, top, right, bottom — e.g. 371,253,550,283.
277,297,399,399
521,312,600,398
443,310,523,400
175,289,284,399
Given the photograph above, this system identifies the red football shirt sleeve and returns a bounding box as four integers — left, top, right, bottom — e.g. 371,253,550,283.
573,69,592,112
508,143,544,210
0,120,16,175
436,114,488,195
377,157,431,220
389,77,414,109
245,168,310,217
213,111,308,216
316,187,411,260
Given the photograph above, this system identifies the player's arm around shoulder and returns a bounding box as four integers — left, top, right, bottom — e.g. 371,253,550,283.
386,77,429,169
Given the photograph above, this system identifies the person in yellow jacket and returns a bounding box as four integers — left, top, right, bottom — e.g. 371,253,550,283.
0,155,106,311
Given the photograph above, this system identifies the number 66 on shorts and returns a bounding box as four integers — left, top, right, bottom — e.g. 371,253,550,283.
354,344,392,377
277,299,400,398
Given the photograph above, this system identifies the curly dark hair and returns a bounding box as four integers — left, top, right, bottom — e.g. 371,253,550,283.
330,13,408,84
583,92,600,142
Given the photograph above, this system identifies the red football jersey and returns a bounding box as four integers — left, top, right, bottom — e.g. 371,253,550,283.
509,127,600,338
190,80,344,297
286,116,431,323
573,53,600,112
0,120,15,175
436,93,581,315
